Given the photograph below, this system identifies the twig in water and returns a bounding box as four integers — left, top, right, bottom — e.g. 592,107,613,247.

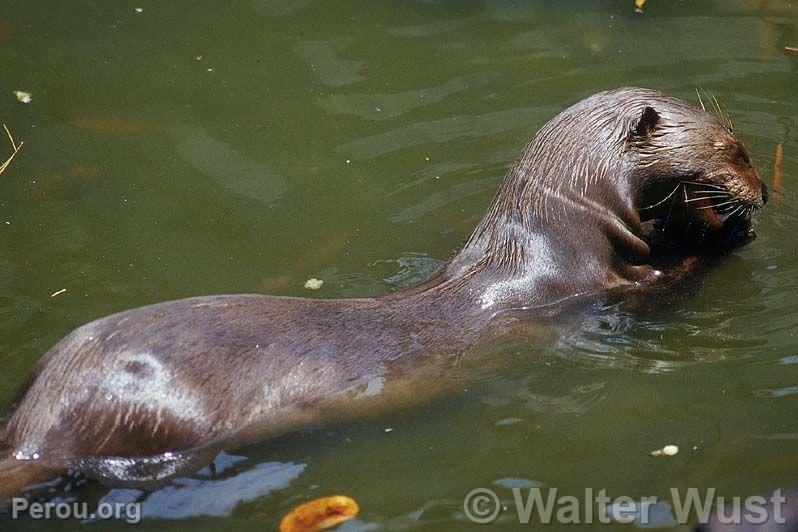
0,124,24,175
774,143,783,196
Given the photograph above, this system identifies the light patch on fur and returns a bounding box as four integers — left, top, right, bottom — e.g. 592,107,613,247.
73,351,207,444
356,377,385,398
104,353,200,411
480,233,556,309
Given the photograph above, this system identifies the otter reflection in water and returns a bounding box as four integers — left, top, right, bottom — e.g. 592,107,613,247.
0,88,767,498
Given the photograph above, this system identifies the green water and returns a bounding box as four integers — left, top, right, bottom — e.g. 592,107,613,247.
1,0,797,530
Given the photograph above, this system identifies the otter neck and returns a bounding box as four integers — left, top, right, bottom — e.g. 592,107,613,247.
441,129,651,311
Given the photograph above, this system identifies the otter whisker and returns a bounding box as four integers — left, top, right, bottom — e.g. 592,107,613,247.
660,185,680,232
726,204,746,219
710,93,723,120
680,180,725,190
689,185,728,191
640,183,681,210
707,90,733,132
657,181,683,233
690,190,730,198
696,199,741,210
707,91,726,125
684,191,731,199
684,194,730,203
696,89,706,112
691,188,727,195
683,194,732,203
684,185,729,193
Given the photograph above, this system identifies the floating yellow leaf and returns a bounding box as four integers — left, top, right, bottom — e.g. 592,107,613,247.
279,495,359,532
635,0,646,12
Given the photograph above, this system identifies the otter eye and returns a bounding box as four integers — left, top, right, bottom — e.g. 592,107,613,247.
737,148,752,166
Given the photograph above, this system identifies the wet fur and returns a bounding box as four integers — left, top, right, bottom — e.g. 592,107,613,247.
0,88,767,498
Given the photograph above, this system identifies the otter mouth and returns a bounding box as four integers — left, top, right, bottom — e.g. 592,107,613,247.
716,203,756,248
688,192,757,249
646,183,761,255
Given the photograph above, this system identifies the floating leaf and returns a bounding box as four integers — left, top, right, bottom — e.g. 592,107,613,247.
13,90,31,104
304,278,324,290
279,495,359,532
650,444,679,457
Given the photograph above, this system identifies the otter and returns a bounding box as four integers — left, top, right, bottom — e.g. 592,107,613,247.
0,87,767,498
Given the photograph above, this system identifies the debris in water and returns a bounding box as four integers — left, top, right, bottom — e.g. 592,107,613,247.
786,46,798,53
0,19,14,46
68,114,158,135
495,417,523,426
494,477,542,490
774,143,783,195
304,278,324,290
13,90,31,104
279,495,359,532
634,0,646,13
650,444,679,457
0,124,23,175
50,288,67,298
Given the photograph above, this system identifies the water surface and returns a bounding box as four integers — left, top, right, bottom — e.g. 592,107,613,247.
1,1,797,530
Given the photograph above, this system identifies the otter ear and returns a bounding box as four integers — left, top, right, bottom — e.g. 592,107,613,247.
632,106,660,138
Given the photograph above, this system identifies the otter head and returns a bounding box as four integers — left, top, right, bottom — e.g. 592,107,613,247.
443,88,768,307
625,97,767,254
